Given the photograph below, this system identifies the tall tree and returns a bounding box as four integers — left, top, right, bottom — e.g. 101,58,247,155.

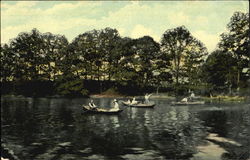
183,40,207,88
161,26,207,93
99,28,121,82
219,12,249,89
113,37,138,84
41,32,69,81
70,30,101,80
0,44,16,82
201,50,237,94
10,29,44,81
153,50,173,94
133,36,160,88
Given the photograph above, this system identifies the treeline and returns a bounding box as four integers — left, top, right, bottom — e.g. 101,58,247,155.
1,12,249,97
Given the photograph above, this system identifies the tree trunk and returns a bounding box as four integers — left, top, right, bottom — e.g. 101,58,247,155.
53,63,56,81
98,66,101,93
108,67,111,82
236,57,240,89
175,60,180,95
48,63,51,81
176,52,181,86
97,66,100,82
156,85,160,95
90,65,93,80
229,84,232,95
237,68,240,87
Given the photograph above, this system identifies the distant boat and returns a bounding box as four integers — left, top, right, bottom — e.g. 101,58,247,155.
82,105,123,114
121,101,155,108
171,101,205,105
121,101,132,106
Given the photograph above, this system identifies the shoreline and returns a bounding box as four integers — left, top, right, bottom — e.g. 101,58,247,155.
89,94,248,102
1,94,248,102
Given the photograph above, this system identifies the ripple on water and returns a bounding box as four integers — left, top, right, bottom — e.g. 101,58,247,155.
121,148,164,160
1,98,250,160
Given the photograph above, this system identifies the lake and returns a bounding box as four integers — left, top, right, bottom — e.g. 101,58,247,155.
1,97,250,160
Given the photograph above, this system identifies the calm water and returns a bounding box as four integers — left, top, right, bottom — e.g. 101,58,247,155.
1,97,250,160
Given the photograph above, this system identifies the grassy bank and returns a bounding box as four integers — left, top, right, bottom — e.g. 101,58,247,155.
202,95,248,102
90,93,248,103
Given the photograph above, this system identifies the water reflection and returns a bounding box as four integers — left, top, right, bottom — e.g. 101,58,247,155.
1,97,250,160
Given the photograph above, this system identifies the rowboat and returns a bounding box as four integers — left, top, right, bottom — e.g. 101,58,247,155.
121,101,132,106
130,103,155,108
171,101,205,105
82,105,123,114
122,101,155,108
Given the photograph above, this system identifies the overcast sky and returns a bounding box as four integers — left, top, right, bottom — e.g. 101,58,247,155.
1,1,249,52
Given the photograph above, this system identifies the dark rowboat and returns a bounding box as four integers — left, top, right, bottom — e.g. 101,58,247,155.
82,105,123,114
121,101,132,106
129,103,155,108
121,100,155,108
171,101,205,105
130,103,155,108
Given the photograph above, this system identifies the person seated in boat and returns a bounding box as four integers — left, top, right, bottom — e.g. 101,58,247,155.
181,97,188,102
189,92,195,101
191,92,195,98
110,99,120,111
131,97,138,105
126,99,132,104
88,100,97,110
144,93,152,104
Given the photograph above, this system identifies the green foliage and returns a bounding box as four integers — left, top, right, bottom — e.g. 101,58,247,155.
55,75,89,97
219,12,249,88
1,12,249,96
41,32,69,81
101,87,121,96
201,50,237,93
161,26,208,93
220,12,249,58
1,44,16,82
133,36,160,87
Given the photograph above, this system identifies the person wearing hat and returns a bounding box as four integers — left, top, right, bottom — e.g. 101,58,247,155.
89,99,97,110
112,99,120,111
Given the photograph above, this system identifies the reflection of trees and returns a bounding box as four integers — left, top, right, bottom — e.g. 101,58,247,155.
198,106,250,160
1,98,41,144
1,98,78,159
199,110,228,136
5,98,249,160
109,116,120,128
1,98,46,159
144,106,207,159
71,107,145,158
73,104,207,159
3,98,206,159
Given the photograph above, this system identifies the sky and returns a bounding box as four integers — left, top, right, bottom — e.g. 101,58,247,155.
1,1,249,52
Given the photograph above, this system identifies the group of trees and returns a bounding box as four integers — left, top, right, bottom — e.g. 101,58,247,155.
1,11,249,97
201,12,249,95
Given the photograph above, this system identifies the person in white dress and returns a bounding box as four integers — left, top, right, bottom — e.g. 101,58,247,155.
89,99,97,109
126,99,132,105
189,92,195,101
144,93,152,104
131,97,138,105
110,99,120,111
190,92,195,98
181,97,188,102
